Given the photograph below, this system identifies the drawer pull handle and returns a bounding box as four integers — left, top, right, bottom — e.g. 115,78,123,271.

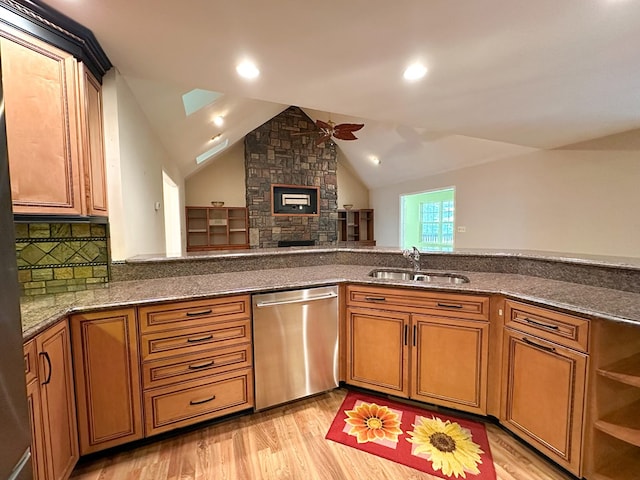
39,352,52,385
189,395,216,405
188,360,215,370
437,303,463,309
186,309,213,317
364,296,386,302
523,337,556,353
523,317,559,330
187,334,214,343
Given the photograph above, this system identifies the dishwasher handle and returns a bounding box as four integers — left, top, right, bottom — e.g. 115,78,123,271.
255,292,338,308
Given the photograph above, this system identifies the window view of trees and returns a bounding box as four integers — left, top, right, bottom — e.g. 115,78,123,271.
401,188,455,251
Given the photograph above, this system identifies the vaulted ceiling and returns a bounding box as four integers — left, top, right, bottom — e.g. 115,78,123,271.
43,0,640,188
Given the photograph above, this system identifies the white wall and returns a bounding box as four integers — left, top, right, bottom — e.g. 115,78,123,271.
185,141,246,207
103,70,185,260
337,156,369,209
371,129,640,257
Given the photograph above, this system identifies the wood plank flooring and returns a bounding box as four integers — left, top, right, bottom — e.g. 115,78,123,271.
70,388,576,480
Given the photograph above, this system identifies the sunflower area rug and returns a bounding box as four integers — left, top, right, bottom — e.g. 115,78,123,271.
325,391,497,480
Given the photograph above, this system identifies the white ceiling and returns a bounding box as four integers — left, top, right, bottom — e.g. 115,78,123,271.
44,0,640,187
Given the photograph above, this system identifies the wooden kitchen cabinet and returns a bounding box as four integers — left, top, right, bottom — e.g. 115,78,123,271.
345,285,490,415
411,314,489,414
71,308,143,455
77,63,108,216
346,306,410,396
25,320,79,480
0,26,108,217
337,209,375,245
501,300,588,477
138,296,254,436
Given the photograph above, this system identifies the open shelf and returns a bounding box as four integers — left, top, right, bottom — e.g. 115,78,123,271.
598,352,640,388
594,400,640,447
186,206,249,251
589,440,639,480
337,209,375,246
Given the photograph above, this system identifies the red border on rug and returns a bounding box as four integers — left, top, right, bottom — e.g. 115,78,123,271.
326,391,496,480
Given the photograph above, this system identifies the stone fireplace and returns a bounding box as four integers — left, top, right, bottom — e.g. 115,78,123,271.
244,106,338,248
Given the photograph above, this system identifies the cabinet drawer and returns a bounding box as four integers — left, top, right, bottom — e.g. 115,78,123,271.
23,339,37,384
140,318,251,362
138,296,250,334
504,300,589,352
346,285,489,321
144,368,253,436
142,344,252,389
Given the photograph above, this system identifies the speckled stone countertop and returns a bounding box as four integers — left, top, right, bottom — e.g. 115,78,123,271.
20,264,640,341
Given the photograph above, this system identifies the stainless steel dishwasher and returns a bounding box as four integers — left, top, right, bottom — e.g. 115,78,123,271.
252,285,339,410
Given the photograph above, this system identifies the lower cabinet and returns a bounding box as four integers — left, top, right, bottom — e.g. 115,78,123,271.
345,285,490,415
71,309,144,455
501,300,589,477
24,320,79,480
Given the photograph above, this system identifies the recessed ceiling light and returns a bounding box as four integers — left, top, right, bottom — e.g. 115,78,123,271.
236,60,260,79
213,116,224,127
403,63,428,81
369,155,381,165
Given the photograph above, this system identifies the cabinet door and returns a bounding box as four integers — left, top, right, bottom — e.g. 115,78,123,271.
1,30,83,215
346,306,410,397
26,379,47,480
411,315,489,415
36,320,79,480
71,309,143,455
78,63,108,216
501,329,587,476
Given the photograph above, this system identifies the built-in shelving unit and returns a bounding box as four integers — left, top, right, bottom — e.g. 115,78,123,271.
337,209,375,246
186,207,249,251
586,322,640,480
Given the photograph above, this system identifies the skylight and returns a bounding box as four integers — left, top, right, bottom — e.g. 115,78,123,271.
196,139,229,164
182,89,223,116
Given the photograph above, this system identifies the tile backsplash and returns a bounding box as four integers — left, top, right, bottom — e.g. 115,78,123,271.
15,222,110,295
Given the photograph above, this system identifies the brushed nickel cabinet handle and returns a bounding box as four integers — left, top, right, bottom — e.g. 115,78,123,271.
523,317,560,330
437,303,463,309
39,351,52,385
186,309,213,317
189,395,216,405
364,296,386,302
523,337,556,353
187,334,214,343
187,360,215,370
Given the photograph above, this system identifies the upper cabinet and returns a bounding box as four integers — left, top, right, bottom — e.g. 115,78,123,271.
0,3,112,218
1,28,84,215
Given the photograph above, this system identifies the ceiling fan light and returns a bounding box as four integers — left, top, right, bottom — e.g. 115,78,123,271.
403,63,428,81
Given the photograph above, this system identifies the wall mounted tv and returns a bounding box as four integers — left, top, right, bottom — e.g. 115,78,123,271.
272,184,319,216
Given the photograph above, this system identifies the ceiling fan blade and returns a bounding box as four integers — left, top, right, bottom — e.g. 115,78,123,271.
334,123,364,134
315,120,333,131
333,130,359,141
290,131,316,136
315,133,332,146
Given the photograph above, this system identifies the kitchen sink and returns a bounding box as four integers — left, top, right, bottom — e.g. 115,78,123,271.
368,269,470,284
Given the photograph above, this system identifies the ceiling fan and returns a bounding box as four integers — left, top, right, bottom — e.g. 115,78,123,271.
293,119,364,146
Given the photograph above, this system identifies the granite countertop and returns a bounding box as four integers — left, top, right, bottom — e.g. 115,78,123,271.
20,264,640,341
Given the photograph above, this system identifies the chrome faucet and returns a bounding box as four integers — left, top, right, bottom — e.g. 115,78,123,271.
402,246,421,271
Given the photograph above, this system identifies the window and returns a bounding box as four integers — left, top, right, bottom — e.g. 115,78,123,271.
401,187,455,251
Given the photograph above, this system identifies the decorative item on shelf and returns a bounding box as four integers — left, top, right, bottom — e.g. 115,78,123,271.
211,201,224,207
343,204,353,210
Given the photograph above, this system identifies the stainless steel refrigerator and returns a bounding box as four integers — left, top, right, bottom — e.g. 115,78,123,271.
0,58,33,479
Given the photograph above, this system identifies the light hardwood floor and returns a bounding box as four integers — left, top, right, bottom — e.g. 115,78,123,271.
70,388,576,480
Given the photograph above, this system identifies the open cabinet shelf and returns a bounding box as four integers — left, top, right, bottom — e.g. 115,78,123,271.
186,206,249,251
337,209,375,246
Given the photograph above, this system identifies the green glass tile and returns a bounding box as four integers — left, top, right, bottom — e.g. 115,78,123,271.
90,224,106,237
29,224,50,238
68,278,87,286
73,266,93,278
50,223,71,238
45,279,68,288
18,270,31,283
86,277,107,285
46,285,69,294
38,254,62,266
92,265,109,278
34,241,57,253
24,281,46,289
14,224,28,238
15,242,28,252
20,244,46,265
71,224,91,237
78,242,101,262
23,287,47,296
32,269,54,282
54,267,74,280
50,243,75,263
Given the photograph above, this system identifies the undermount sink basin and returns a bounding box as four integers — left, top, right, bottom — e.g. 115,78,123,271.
368,269,470,284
